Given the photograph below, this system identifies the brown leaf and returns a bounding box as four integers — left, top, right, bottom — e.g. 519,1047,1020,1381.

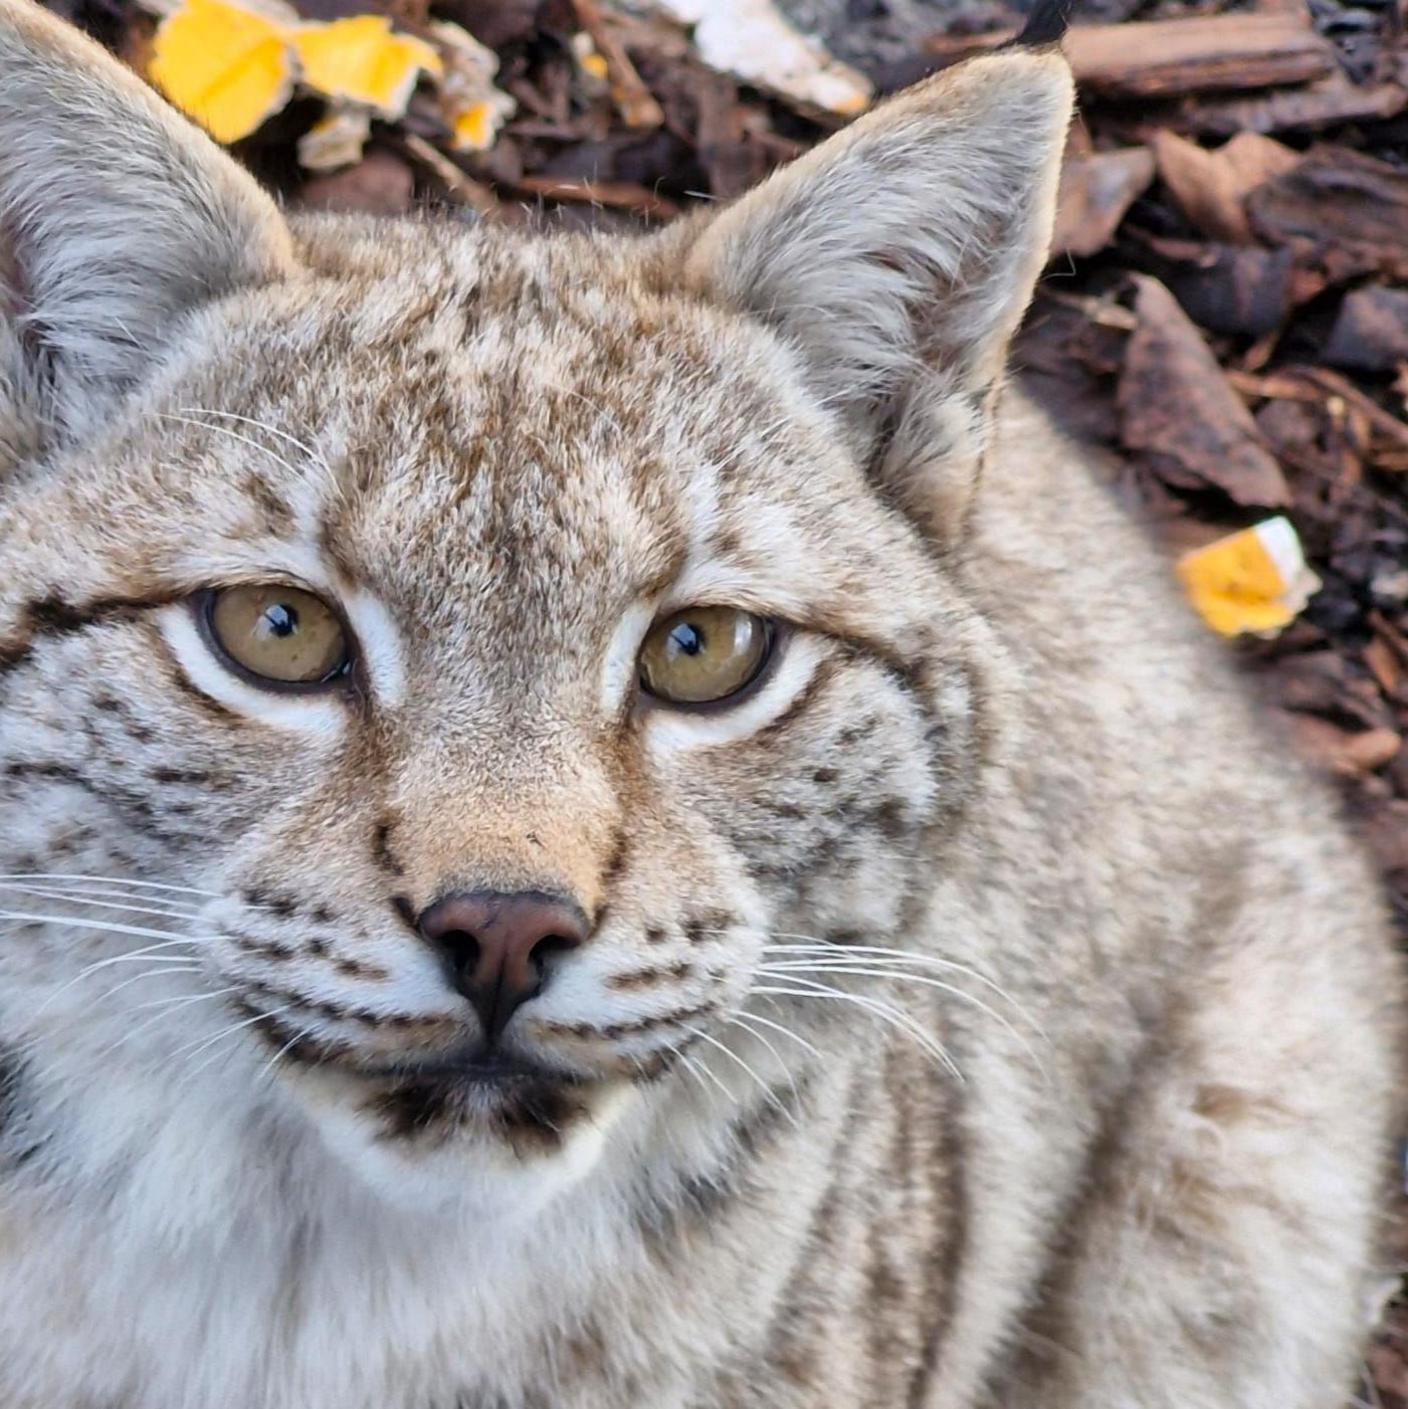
1051,147,1155,259
1285,714,1402,774
1117,275,1290,507
1152,129,1300,243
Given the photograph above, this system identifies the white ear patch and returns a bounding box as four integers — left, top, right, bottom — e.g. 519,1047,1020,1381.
644,633,826,755
156,605,348,738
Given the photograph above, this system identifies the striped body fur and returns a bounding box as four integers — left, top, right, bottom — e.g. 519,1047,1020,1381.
0,2,1401,1405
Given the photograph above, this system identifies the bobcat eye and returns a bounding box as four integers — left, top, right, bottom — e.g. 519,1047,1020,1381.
203,585,350,688
639,607,772,706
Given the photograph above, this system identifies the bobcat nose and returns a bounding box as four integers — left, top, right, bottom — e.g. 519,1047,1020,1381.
417,890,588,1042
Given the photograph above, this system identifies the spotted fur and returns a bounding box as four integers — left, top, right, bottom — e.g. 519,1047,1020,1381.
0,2,1401,1406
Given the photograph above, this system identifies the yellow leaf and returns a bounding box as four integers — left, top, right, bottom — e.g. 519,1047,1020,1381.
291,16,442,117
1175,517,1320,638
148,0,294,144
450,97,511,151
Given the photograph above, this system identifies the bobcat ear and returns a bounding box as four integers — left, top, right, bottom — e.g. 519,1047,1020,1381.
0,0,295,453
673,51,1074,542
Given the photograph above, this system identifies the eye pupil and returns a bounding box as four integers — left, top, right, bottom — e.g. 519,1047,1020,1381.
261,603,299,639
670,622,704,657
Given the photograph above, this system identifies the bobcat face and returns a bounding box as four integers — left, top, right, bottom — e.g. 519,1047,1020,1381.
0,228,976,1206
0,0,1068,1212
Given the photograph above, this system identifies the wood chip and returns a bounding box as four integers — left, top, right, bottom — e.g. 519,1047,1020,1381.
399,132,501,215
1325,288,1408,374
507,173,681,219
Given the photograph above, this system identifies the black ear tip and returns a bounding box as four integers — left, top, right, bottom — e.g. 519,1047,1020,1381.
1006,0,1074,48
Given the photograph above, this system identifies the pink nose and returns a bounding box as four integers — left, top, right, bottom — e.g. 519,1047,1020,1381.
416,890,588,1042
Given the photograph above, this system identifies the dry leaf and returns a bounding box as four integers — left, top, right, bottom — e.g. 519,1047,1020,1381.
297,105,373,169
1052,148,1155,259
431,20,517,152
148,0,294,142
1119,274,1290,507
1176,517,1320,636
1152,129,1299,243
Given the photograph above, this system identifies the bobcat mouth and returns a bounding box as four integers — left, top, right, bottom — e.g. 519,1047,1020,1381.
250,1016,599,1148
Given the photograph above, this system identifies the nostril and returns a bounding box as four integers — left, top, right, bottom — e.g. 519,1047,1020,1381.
530,933,580,965
435,929,482,983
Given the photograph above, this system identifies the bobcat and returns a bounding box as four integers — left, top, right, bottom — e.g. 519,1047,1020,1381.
0,0,1401,1405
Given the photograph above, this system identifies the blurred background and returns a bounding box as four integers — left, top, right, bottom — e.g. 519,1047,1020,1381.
30,0,1408,1396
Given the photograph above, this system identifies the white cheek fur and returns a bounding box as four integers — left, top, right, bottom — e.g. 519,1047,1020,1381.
599,601,657,717
643,633,825,755
156,605,348,739
342,590,406,709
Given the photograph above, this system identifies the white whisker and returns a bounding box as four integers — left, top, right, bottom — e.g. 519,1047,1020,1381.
33,938,206,1017
170,1003,297,1092
731,1006,825,1063
0,883,203,922
93,988,239,1066
673,1043,731,1108
754,979,963,1082
757,961,1048,1080
722,1012,804,1122
756,935,1047,1040
681,1022,796,1128
0,873,220,897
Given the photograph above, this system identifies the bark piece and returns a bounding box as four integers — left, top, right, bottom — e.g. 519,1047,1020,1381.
923,12,1335,99
1051,147,1154,258
1150,239,1293,339
299,148,415,213
1248,146,1408,282
1117,275,1290,508
1325,288,1408,374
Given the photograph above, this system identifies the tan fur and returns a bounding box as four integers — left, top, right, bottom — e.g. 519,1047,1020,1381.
0,3,1401,1406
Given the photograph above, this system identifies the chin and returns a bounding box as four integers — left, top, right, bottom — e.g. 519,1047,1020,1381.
282,1062,637,1219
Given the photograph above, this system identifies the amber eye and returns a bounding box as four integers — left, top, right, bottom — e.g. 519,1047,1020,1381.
638,607,772,706
204,585,350,687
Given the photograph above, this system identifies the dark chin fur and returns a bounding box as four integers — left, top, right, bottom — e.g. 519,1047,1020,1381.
363,1074,595,1158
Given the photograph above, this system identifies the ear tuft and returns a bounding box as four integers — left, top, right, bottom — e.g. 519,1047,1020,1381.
0,0,295,454
1008,0,1074,50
